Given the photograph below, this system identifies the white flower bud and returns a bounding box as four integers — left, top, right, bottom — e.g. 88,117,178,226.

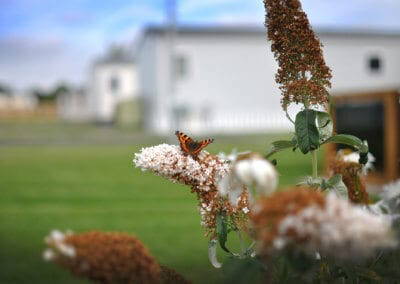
338,150,375,174
42,248,56,261
56,243,76,258
46,230,65,244
217,174,243,206
250,159,278,195
233,156,278,196
234,160,254,186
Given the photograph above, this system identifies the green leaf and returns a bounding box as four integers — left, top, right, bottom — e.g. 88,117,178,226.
266,139,297,158
208,239,222,268
326,174,348,198
216,212,230,253
294,110,320,154
298,174,348,198
322,134,368,153
326,174,342,187
355,266,382,281
297,176,323,189
316,111,333,142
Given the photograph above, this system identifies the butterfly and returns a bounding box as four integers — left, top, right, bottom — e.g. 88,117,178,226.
175,130,214,158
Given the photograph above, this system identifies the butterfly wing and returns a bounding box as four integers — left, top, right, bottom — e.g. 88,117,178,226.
175,131,193,154
175,131,214,156
190,139,214,156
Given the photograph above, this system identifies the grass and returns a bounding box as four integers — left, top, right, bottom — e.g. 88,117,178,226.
0,122,323,283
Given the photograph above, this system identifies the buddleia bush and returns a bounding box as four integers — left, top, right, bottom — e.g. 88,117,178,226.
44,1,400,283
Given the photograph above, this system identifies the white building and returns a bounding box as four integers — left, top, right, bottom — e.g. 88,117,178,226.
136,26,400,135
57,47,140,124
57,88,90,122
88,47,139,123
0,90,37,112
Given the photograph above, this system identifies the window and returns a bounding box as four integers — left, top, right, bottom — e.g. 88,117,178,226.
110,76,119,92
336,101,384,172
368,56,382,73
175,55,188,79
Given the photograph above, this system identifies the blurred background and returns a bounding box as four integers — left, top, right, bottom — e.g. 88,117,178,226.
1,0,400,283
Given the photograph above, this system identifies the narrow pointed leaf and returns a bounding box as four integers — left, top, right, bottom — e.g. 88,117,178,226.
216,213,230,253
316,111,333,141
208,239,222,268
327,174,348,198
295,110,320,154
266,139,296,158
323,134,368,153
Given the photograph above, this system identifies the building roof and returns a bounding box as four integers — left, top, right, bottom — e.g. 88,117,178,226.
94,46,135,66
141,25,400,39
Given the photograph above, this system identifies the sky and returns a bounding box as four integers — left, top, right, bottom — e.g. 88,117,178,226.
1,0,400,91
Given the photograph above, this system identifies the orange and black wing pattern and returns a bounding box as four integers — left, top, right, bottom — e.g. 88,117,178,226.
175,131,214,157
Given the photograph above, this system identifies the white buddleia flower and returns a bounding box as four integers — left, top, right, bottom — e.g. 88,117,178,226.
233,153,278,196
133,144,229,189
134,144,249,233
44,229,75,260
217,152,278,207
276,193,396,260
368,179,400,219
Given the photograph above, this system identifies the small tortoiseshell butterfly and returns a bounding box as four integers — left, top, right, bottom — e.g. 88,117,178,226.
175,130,214,158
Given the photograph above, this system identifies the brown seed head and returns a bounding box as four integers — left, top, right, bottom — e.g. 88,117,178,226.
329,159,369,204
57,231,161,284
263,0,332,109
251,187,325,253
160,265,191,284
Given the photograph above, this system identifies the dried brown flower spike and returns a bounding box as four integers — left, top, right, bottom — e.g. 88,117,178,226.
251,188,395,260
251,187,325,250
160,265,192,284
44,231,161,284
264,0,332,110
329,159,369,204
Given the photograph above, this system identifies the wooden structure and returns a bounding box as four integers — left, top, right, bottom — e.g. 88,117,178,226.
326,89,400,185
0,103,57,121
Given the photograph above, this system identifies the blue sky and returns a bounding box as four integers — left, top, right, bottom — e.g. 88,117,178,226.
1,0,400,90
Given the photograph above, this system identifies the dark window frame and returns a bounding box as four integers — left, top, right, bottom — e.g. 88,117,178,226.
368,55,382,73
110,76,120,92
175,54,188,79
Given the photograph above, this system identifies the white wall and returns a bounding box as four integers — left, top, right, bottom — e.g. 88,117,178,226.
89,63,138,122
57,92,90,122
137,35,162,130
141,33,290,134
321,34,400,93
173,34,287,134
138,30,400,134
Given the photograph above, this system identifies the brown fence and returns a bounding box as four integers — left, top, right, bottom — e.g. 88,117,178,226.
0,103,57,121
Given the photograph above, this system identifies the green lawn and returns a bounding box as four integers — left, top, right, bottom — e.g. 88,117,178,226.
0,124,322,283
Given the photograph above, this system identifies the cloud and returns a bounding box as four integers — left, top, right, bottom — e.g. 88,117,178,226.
0,35,91,90
1,0,400,90
302,0,400,29
179,0,400,29
180,0,242,14
0,36,65,63
0,1,163,89
179,0,263,24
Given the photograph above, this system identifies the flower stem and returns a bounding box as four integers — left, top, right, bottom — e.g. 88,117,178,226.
311,150,318,178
